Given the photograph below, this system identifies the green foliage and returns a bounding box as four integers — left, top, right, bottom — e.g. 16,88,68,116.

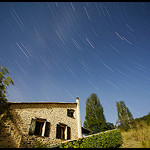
141,139,150,148
34,142,48,148
116,101,133,131
104,122,115,130
134,113,150,126
128,113,150,130
0,66,14,119
83,93,106,134
56,129,123,148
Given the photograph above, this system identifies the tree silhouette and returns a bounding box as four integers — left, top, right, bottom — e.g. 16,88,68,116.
83,93,106,134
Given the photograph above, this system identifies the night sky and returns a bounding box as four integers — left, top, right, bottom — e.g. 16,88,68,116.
1,2,150,126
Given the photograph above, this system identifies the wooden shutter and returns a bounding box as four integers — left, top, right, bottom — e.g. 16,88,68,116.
44,122,50,137
67,126,71,140
67,109,70,117
56,124,61,139
29,118,36,135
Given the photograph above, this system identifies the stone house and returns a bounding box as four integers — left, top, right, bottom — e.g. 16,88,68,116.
0,97,83,148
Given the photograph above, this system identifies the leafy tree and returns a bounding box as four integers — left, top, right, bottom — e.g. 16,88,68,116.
116,101,133,131
0,66,14,118
83,93,106,134
104,122,115,130
134,112,150,126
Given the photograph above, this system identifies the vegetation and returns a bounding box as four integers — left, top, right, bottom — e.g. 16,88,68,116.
34,142,48,148
83,93,114,135
104,122,115,130
116,101,133,131
134,112,150,126
121,120,150,148
57,129,122,148
0,66,14,122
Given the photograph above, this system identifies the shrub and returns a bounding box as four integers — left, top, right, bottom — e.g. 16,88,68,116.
121,121,150,148
56,129,122,148
34,142,48,148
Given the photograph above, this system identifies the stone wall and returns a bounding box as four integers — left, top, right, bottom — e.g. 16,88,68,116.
0,102,78,148
20,134,62,148
0,114,22,148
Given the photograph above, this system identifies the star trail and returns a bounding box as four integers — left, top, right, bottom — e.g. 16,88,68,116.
0,2,150,125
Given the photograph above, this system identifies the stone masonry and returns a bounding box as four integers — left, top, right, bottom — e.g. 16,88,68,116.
0,99,81,148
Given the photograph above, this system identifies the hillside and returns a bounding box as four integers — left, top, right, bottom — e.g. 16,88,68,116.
134,113,150,125
120,113,150,148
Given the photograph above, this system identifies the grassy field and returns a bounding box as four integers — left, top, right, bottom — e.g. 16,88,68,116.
120,121,150,148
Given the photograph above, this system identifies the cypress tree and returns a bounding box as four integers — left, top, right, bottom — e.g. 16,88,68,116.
83,93,106,134
116,101,133,131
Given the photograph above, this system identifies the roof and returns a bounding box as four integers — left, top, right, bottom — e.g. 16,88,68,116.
8,102,77,105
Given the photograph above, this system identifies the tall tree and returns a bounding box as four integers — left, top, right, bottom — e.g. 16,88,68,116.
116,101,133,131
83,93,106,134
0,66,14,118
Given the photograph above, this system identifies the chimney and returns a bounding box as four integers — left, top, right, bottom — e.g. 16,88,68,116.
76,97,82,138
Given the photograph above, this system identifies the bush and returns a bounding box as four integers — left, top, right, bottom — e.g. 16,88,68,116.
121,121,150,148
57,129,122,148
34,142,48,148
119,121,131,132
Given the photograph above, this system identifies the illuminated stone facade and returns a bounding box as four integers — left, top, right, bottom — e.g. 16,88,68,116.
0,98,82,148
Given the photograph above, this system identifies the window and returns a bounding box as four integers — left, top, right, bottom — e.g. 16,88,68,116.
56,123,71,140
67,109,75,118
29,118,50,137
34,120,44,136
